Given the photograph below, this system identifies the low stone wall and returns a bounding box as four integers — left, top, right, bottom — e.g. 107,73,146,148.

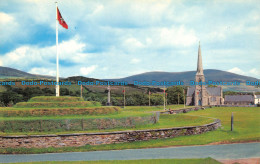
216,105,256,107
0,119,221,148
161,106,212,115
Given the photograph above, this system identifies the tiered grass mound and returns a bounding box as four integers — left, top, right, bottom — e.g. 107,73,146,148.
0,106,121,117
0,96,156,133
0,115,155,132
28,96,84,102
15,101,101,108
5,96,119,116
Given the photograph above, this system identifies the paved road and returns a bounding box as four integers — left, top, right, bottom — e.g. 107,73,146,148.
0,143,259,163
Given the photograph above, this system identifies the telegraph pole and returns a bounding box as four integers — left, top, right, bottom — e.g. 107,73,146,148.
163,86,166,110
123,87,126,109
178,93,179,105
149,90,151,106
183,89,186,108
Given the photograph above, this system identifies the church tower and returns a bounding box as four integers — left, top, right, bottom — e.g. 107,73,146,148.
194,42,208,106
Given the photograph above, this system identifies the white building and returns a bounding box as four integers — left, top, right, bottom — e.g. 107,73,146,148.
254,94,260,105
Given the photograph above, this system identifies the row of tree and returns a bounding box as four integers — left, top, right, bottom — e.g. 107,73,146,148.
0,85,186,107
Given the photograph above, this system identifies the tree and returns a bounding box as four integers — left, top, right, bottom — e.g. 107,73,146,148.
0,91,23,106
166,86,184,105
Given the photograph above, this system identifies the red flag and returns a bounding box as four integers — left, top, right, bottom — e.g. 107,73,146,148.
57,7,68,29
123,89,125,93
149,91,151,95
166,93,167,96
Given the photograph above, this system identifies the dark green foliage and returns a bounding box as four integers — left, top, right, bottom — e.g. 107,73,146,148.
223,91,240,97
165,86,185,105
0,91,23,106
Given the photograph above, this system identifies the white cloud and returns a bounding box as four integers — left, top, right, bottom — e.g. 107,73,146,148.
0,12,19,43
29,67,56,76
80,65,98,76
0,12,14,23
158,26,198,47
228,67,245,75
1,0,260,79
249,68,260,78
0,36,91,71
123,38,144,50
130,58,141,64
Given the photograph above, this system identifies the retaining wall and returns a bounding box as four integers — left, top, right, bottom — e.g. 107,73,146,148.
0,119,221,148
0,106,221,148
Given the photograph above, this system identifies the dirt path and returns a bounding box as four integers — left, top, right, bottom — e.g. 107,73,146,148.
218,158,260,164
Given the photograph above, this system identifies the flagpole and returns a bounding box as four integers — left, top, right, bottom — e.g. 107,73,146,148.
55,2,60,97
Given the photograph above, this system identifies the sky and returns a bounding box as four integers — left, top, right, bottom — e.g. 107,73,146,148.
0,0,260,79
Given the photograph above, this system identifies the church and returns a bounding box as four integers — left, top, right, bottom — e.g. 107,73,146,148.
186,43,224,106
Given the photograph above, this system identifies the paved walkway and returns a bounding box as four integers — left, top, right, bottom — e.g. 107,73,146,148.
0,143,259,163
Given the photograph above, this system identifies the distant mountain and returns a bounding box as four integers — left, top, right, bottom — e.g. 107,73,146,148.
0,66,55,79
105,69,259,85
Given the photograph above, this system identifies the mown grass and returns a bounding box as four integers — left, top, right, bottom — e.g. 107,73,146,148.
124,105,187,112
28,96,84,102
6,158,221,164
0,107,258,154
0,113,213,136
0,106,122,117
14,101,101,108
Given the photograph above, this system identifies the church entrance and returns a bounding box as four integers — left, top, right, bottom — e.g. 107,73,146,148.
198,100,202,106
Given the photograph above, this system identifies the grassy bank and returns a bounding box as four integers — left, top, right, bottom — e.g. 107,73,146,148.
0,107,258,154
6,158,221,164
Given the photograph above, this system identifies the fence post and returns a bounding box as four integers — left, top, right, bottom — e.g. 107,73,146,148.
155,112,160,123
81,119,84,130
231,112,234,131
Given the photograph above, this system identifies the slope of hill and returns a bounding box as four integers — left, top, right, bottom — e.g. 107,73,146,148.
0,66,55,79
105,69,259,84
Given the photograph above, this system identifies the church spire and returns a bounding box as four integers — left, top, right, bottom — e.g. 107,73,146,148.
196,41,203,75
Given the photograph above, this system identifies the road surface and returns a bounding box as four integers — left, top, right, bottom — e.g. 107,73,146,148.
0,143,259,163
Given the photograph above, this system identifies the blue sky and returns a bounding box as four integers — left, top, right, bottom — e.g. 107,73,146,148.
0,0,259,79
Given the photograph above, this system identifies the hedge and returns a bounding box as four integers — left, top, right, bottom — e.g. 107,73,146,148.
0,115,156,132
14,101,101,108
0,107,122,117
28,96,84,102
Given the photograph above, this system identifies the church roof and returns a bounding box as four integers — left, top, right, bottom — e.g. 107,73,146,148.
225,95,254,102
187,87,195,97
207,87,222,96
186,87,222,97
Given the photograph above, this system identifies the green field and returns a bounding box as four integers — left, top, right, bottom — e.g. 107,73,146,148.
0,108,213,135
6,158,221,164
0,106,259,154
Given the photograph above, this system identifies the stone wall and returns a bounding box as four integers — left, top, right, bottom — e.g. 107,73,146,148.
0,119,221,148
161,106,211,114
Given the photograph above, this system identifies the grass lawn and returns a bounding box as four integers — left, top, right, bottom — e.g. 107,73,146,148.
0,106,259,154
5,158,221,164
0,111,214,136
124,105,187,112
